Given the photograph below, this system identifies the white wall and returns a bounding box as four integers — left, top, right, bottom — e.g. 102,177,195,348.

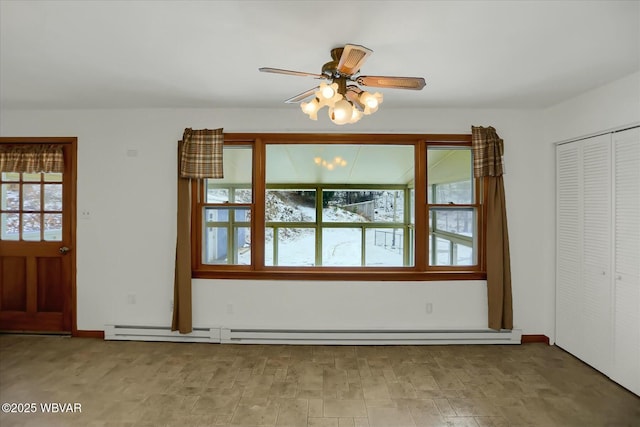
1,105,555,336
541,71,640,344
544,71,640,143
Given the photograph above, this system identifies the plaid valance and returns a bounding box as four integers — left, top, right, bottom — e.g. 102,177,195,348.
471,126,504,178
0,144,64,173
179,128,224,179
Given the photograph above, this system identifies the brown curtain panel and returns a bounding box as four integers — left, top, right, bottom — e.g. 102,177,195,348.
471,126,513,330
0,144,64,173
172,128,224,334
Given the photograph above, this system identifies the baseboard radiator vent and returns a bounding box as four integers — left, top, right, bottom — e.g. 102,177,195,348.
220,328,522,345
104,324,220,343
104,325,521,345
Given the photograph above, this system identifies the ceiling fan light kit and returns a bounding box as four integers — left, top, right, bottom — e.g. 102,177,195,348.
260,44,426,125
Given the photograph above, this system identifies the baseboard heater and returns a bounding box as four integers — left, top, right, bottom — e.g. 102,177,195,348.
104,324,220,343
221,328,521,345
105,325,521,345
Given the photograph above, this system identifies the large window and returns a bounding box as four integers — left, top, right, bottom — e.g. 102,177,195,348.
192,134,485,280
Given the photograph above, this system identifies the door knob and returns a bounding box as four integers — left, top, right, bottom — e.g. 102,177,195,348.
59,246,70,255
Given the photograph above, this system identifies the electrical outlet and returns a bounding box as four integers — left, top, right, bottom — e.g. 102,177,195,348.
425,302,433,314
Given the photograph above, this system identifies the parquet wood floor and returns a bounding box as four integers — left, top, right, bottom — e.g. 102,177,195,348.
0,335,638,426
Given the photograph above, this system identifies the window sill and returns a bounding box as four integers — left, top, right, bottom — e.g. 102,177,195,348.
192,269,487,281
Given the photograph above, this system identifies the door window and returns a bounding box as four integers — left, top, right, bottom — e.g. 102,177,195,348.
1,172,63,241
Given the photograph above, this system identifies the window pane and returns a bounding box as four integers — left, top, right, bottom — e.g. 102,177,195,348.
207,187,229,203
1,173,20,182
206,145,253,203
428,148,473,204
205,207,250,222
323,190,405,223
409,188,415,225
366,228,405,266
322,228,362,266
44,184,62,211
264,144,415,269
203,207,250,265
203,226,228,264
434,237,452,265
22,213,41,241
2,183,20,211
265,227,316,266
234,227,252,265
429,208,476,266
22,173,40,182
455,243,474,266
44,173,62,182
1,213,19,240
44,213,62,241
202,225,251,265
22,184,41,210
234,189,252,203
266,190,316,222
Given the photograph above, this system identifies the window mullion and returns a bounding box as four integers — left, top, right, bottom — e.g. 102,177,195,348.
414,140,428,270
316,185,322,266
253,138,265,269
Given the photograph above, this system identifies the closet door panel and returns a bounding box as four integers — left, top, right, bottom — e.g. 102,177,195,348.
580,135,612,373
612,127,640,395
556,142,584,358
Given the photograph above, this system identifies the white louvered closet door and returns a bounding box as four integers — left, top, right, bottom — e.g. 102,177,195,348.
580,135,612,373
556,134,612,374
556,142,584,360
612,127,640,396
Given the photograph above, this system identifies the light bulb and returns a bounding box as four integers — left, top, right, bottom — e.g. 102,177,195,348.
314,157,322,164
362,92,378,108
330,99,353,125
321,85,335,99
360,91,383,115
314,82,342,108
300,99,319,120
302,99,318,113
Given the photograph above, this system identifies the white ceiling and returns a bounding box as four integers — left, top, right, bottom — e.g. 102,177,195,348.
1,0,638,111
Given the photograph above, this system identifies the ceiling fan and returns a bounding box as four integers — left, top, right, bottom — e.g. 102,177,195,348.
259,44,426,124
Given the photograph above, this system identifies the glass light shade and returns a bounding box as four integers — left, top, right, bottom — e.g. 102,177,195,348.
349,108,363,124
329,99,353,125
300,99,319,120
315,82,342,108
321,85,335,99
360,91,384,115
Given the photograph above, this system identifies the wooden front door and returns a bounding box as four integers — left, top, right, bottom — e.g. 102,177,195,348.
0,138,76,333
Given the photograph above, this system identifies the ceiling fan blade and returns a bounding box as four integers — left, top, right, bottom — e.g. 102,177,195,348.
337,44,373,76
356,75,426,90
259,67,324,79
284,87,319,104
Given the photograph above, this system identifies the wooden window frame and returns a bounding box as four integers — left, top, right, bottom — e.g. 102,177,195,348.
191,133,486,281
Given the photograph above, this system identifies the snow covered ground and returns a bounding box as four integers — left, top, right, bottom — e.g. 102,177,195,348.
244,191,407,266
207,189,472,266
